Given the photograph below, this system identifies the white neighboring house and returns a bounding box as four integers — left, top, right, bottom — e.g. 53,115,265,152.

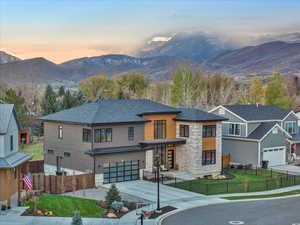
0,103,32,208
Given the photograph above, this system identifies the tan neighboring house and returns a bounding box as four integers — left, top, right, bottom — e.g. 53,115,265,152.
0,103,32,208
40,99,226,185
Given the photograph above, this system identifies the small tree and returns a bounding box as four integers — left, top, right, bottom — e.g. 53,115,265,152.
71,211,83,225
105,184,121,208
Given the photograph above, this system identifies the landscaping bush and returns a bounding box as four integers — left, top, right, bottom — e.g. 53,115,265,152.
71,211,83,225
105,184,121,208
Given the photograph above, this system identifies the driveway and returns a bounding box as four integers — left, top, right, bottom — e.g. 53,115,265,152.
102,180,204,203
271,164,300,175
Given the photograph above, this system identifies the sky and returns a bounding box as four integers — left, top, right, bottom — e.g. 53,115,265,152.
0,0,300,63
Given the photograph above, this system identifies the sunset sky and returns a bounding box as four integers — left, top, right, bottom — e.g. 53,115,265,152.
1,0,299,63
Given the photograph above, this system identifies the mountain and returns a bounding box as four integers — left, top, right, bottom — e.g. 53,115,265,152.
0,57,72,84
0,51,21,64
206,41,300,75
137,32,235,62
61,54,181,81
257,32,300,44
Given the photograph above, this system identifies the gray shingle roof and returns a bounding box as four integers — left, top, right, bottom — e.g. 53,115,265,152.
0,152,32,168
247,122,277,140
223,104,291,121
0,104,14,134
40,99,180,124
175,108,227,122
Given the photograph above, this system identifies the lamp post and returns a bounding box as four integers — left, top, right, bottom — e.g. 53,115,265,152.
155,144,162,212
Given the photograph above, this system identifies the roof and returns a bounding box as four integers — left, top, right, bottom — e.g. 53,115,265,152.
247,122,277,139
0,104,20,134
86,145,146,155
175,107,227,122
40,99,180,125
223,104,291,121
0,152,32,168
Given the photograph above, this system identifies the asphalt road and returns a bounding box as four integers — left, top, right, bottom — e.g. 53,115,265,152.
162,196,300,225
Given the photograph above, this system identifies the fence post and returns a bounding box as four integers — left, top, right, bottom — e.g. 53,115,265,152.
294,175,296,185
256,166,258,176
266,180,268,190
175,177,177,184
227,182,229,193
206,184,208,194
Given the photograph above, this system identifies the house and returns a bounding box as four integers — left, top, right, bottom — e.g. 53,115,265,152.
210,104,299,167
0,103,32,208
40,99,226,184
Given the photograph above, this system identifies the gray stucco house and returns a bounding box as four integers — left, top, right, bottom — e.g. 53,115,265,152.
40,99,226,185
210,104,299,167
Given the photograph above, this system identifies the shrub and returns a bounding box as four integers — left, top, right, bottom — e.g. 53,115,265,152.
71,211,82,225
105,184,122,208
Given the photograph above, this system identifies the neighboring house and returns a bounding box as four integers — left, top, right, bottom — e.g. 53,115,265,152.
40,99,226,184
210,104,299,167
0,103,32,208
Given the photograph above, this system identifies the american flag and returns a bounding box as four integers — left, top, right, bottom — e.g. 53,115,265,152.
22,174,33,192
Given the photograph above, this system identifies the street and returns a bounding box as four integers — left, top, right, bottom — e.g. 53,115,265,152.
162,196,300,225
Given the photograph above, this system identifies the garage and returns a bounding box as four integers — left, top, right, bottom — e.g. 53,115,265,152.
263,147,286,167
103,160,140,184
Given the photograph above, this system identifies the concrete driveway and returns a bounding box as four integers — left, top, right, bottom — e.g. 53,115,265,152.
102,180,204,203
271,164,300,175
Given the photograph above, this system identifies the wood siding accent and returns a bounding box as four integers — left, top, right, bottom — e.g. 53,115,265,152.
202,122,217,151
143,114,177,140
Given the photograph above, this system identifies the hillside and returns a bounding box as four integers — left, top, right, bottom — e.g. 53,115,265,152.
0,51,21,64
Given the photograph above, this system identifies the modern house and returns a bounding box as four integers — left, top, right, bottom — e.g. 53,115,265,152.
210,104,300,167
0,103,32,208
40,99,226,184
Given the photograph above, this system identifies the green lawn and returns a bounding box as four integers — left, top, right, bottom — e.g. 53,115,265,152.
169,169,298,195
224,190,300,200
24,195,106,217
20,142,44,161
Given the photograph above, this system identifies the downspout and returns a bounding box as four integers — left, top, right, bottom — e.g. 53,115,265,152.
91,125,96,175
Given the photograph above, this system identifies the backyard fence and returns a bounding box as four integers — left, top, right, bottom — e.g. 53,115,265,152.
21,160,44,174
29,173,95,194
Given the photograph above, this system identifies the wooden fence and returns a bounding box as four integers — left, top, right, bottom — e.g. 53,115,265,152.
30,173,95,194
222,154,230,169
21,160,44,174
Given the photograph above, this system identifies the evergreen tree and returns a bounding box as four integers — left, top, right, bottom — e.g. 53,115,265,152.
41,85,59,115
62,90,74,109
265,72,292,110
71,211,83,225
105,184,121,208
58,86,66,97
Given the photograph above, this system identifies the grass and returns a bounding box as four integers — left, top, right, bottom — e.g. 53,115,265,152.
20,142,44,161
223,190,300,200
24,194,106,218
169,168,298,195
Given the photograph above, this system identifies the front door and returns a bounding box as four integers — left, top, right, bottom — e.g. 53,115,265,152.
167,149,175,170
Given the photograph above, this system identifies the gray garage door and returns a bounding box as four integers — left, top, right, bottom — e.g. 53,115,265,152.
103,160,140,184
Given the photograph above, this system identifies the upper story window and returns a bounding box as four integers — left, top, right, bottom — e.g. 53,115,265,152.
203,125,216,138
82,128,92,143
179,125,189,137
10,135,13,151
229,123,241,136
128,127,134,141
284,121,297,134
154,120,166,139
58,125,63,139
94,128,112,143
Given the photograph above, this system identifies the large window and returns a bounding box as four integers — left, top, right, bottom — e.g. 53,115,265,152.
203,125,216,138
58,125,63,139
10,135,13,151
229,123,241,136
154,120,166,139
284,121,297,134
128,127,134,141
179,125,189,137
94,128,112,143
202,150,216,165
82,128,92,143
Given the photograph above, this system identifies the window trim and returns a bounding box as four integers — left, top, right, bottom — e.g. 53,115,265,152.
227,123,242,136
202,125,216,138
202,150,216,165
94,128,113,143
10,135,13,151
154,120,166,139
58,125,63,139
284,121,297,134
179,125,189,137
82,128,92,143
128,127,134,141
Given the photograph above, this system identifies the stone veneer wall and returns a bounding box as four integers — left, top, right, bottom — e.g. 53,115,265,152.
176,122,222,177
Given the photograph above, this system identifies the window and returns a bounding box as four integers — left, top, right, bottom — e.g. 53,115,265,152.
82,129,92,142
284,121,297,134
64,152,71,157
219,108,225,115
154,120,166,139
48,149,54,154
228,123,241,136
128,127,134,141
58,125,63,139
202,150,216,165
203,125,216,138
179,125,189,137
94,128,113,143
10,135,13,151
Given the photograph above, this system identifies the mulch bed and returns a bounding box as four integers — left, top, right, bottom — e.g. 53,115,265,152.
148,206,177,219
101,201,137,218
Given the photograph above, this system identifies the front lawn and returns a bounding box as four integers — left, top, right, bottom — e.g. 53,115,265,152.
169,168,299,195
23,195,106,218
20,142,44,161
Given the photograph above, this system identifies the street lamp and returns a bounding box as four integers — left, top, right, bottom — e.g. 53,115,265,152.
155,144,162,212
